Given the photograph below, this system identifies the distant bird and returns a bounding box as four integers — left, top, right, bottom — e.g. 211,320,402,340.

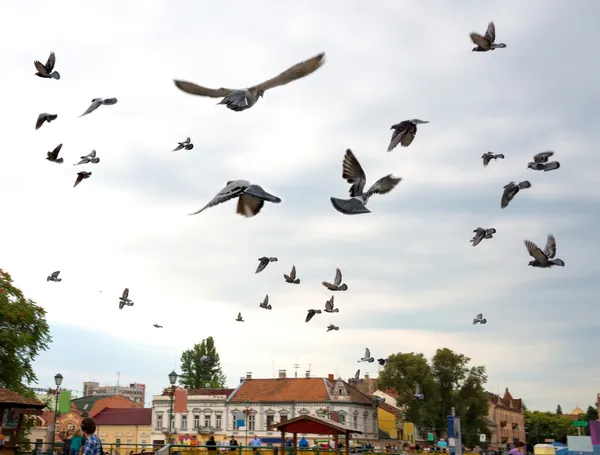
322,268,348,291
47,271,61,282
36,113,57,130
377,358,386,366
372,396,385,405
34,52,60,80
482,152,505,167
74,171,92,188
119,288,133,309
172,137,194,152
473,313,487,325
74,150,100,165
236,312,244,322
387,119,430,151
524,234,565,268
470,21,507,52
471,227,496,246
283,265,300,284
79,97,118,117
501,180,531,208
46,144,64,163
174,52,326,112
153,324,163,328
190,180,281,218
528,151,560,172
256,256,278,274
414,384,424,400
259,294,272,310
348,369,362,384
324,296,339,313
326,324,339,332
331,149,402,215
305,309,322,323
358,348,375,363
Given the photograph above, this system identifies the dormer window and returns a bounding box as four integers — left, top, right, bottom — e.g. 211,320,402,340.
338,388,343,395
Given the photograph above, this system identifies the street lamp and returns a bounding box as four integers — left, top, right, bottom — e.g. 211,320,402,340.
167,371,178,454
49,374,63,455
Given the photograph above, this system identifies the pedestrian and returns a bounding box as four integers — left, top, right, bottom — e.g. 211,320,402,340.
229,436,238,449
206,436,217,455
250,436,262,455
81,418,103,455
509,442,525,455
70,429,84,455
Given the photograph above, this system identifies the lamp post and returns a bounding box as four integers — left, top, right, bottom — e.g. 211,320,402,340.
243,401,252,447
49,373,63,455
167,371,178,455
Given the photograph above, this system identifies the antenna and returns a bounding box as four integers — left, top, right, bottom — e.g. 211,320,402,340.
293,364,300,378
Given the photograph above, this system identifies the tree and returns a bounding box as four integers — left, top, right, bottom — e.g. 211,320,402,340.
378,348,490,447
556,405,563,415
585,405,598,421
524,410,577,445
179,337,226,388
0,268,52,445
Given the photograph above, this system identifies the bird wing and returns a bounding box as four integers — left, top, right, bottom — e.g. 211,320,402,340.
342,149,367,196
330,197,371,215
415,383,421,395
290,265,296,280
35,114,46,130
189,182,247,215
322,281,337,290
50,143,63,159
34,60,49,76
173,80,234,98
354,369,360,380
366,175,402,198
255,260,267,274
484,22,496,43
251,52,325,93
73,173,84,187
236,194,265,218
88,150,96,158
122,288,129,299
543,234,557,259
524,240,548,262
471,233,483,247
45,52,56,72
184,137,191,144
399,122,417,148
544,161,560,171
79,101,102,117
365,347,371,358
501,185,517,208
470,32,489,49
486,228,497,235
264,294,269,305
482,153,491,167
534,151,554,163
52,271,60,278
334,268,342,286
237,312,242,319
325,296,333,311
305,310,316,323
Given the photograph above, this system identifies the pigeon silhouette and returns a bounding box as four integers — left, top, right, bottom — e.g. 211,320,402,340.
256,257,278,274
46,144,64,163
34,52,60,79
387,119,429,151
74,150,100,165
482,152,504,167
377,358,386,366
153,324,163,328
473,313,487,325
283,265,300,284
172,137,194,151
119,288,133,309
236,312,244,322
190,180,281,218
259,294,272,310
359,348,375,363
322,268,348,291
174,52,325,112
501,181,531,208
326,324,339,332
324,296,339,313
47,271,61,282
349,369,362,384
528,152,560,172
471,21,507,52
524,234,565,268
305,309,322,323
36,113,57,130
74,171,92,188
471,227,496,246
79,97,118,117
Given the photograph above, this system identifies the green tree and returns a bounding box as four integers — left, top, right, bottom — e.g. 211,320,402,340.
378,348,490,447
0,268,52,445
524,410,577,445
585,405,598,421
556,405,563,415
179,336,226,388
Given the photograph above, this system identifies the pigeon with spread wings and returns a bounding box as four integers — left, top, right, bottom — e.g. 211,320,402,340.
473,313,487,325
470,21,507,52
326,324,339,332
190,180,281,218
74,150,100,165
173,137,194,152
348,369,362,384
36,113,57,130
528,151,560,172
47,271,62,282
46,144,64,163
387,119,429,151
153,324,163,328
119,288,133,310
524,234,565,268
501,181,531,208
358,348,375,363
482,152,504,167
256,256,278,274
322,268,348,291
79,97,118,117
305,309,322,323
259,294,272,310
471,227,496,246
331,149,402,215
284,265,300,284
324,296,339,313
74,171,91,188
414,384,424,400
34,52,60,79
174,52,325,112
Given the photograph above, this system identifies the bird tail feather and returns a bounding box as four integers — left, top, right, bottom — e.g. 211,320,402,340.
50,71,60,80
551,259,565,266
338,283,348,291
293,279,300,284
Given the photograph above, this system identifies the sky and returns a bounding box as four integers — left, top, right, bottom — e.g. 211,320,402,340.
1,0,599,414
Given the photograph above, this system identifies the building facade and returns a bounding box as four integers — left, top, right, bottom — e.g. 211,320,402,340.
487,388,526,448
94,408,152,446
83,382,146,406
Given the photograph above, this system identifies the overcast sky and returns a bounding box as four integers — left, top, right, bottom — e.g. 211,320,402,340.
2,0,599,414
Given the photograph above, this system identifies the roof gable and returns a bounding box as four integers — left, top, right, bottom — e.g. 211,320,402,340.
0,388,45,408
228,378,331,403
94,408,152,425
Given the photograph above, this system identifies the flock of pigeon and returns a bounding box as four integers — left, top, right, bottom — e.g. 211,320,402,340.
37,20,566,380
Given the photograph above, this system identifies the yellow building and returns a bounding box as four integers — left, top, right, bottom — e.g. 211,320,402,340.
378,402,402,439
94,407,152,449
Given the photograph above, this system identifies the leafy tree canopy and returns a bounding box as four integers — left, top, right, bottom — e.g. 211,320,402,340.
524,410,578,445
179,336,226,389
378,348,490,447
585,405,598,422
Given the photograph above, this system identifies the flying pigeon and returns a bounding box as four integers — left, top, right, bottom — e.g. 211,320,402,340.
414,384,424,400
74,171,92,188
47,271,61,282
324,296,339,313
119,288,133,309
358,348,375,363
79,97,118,117
259,294,272,310
524,234,565,268
528,151,560,172
153,324,163,328
331,149,402,215
501,180,531,208
322,268,348,291
471,227,496,246
172,137,194,152
36,113,57,130
283,265,300,284
305,309,322,323
74,150,100,165
326,324,339,332
256,257,278,274
470,21,507,52
236,312,244,322
189,180,282,218
473,313,487,325
349,369,362,384
173,52,326,112
377,358,386,366
372,396,385,405
46,144,64,163
387,119,430,151
482,152,505,167
34,52,60,80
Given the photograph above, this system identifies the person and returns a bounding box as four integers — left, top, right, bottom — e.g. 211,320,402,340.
401,443,411,455
250,436,262,454
206,436,217,455
509,442,525,455
70,429,84,455
229,437,238,449
81,418,103,455
299,437,309,450
63,432,73,455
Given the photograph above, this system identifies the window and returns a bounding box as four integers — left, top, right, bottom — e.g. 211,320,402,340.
353,415,358,429
156,414,163,430
339,414,346,425
280,415,288,423
194,414,200,429
215,414,222,429
372,415,377,433
338,388,343,395
248,415,255,431
170,413,175,430
181,414,188,430
204,414,211,428
126,440,133,445
363,415,367,432
266,415,274,429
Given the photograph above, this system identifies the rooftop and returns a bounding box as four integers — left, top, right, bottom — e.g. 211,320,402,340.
488,388,523,412
94,408,152,425
0,388,45,408
378,402,402,417
274,414,362,435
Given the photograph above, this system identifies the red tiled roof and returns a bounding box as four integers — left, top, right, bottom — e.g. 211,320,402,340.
188,388,234,397
229,378,331,403
378,402,402,417
94,408,152,425
0,388,45,408
488,391,523,412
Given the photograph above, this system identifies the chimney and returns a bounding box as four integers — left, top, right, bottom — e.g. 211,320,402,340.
246,372,252,380
328,374,334,381
278,369,286,379
305,370,310,378
364,373,370,380
239,377,244,383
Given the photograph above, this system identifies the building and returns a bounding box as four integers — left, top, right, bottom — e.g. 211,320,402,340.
94,408,152,446
487,388,526,449
378,402,403,440
565,407,585,421
83,382,146,405
0,388,45,455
